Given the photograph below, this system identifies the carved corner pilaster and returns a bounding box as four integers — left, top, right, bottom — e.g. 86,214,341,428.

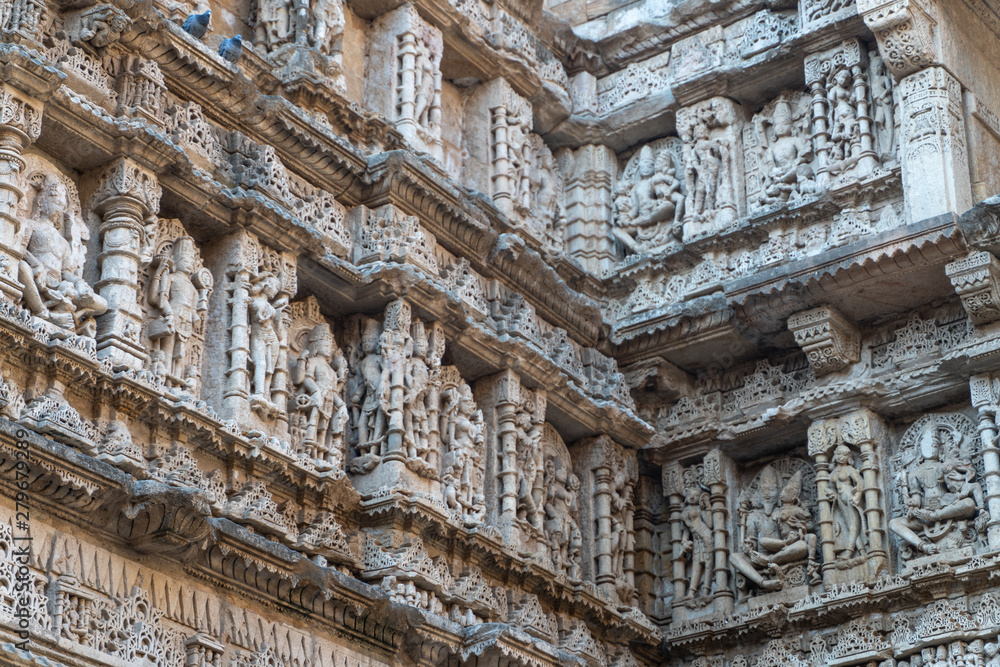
787,305,860,376
858,0,938,79
946,251,1000,326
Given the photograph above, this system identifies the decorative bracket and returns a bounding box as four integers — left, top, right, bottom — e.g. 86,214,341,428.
788,305,860,376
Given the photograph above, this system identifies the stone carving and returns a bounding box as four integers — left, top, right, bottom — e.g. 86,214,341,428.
744,92,816,212
291,321,348,471
732,459,819,594
145,224,213,394
524,135,567,251
890,414,987,563
669,462,714,607
355,204,439,277
62,4,131,48
947,251,1000,327
677,98,744,239
349,316,386,471
540,425,582,579
514,388,547,535
440,367,487,526
17,161,106,336
787,305,861,376
859,0,938,77
613,138,685,254
251,0,345,76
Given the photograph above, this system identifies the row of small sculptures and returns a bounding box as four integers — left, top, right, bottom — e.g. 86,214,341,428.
664,415,987,610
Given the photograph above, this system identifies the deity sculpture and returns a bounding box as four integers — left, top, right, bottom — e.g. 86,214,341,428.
515,410,544,530
292,323,348,470
18,173,107,336
686,123,727,220
613,143,685,254
542,457,582,579
248,272,288,404
889,420,986,558
827,445,867,559
827,69,859,164
731,465,819,592
752,95,815,207
678,484,713,603
413,40,436,129
533,147,566,250
356,319,385,459
870,54,896,164
441,383,486,525
403,321,432,473
147,236,212,383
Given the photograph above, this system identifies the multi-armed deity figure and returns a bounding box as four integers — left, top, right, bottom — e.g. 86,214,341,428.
731,466,818,592
147,237,212,384
889,422,986,558
441,383,486,526
292,323,348,470
755,96,815,207
613,144,685,254
515,410,545,531
403,322,432,473
18,174,107,336
248,272,288,405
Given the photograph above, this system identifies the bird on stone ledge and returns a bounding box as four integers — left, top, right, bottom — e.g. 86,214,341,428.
182,9,211,39
218,34,242,64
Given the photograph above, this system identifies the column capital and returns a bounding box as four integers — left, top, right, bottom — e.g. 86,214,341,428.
92,157,161,218
859,0,938,79
0,84,43,144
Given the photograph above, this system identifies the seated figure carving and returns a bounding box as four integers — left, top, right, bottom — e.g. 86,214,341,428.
613,144,684,254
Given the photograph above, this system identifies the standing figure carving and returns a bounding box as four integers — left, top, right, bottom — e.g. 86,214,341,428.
889,415,986,561
678,484,713,603
18,172,107,336
515,409,544,530
828,444,867,559
441,382,486,526
147,236,212,385
731,461,819,594
543,457,582,579
827,69,859,164
403,321,432,475
292,323,348,471
355,319,385,464
677,98,742,236
248,272,288,404
870,53,896,164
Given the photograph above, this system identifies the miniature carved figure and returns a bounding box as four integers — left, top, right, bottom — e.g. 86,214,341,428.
870,54,896,163
732,465,819,592
828,445,867,559
614,143,685,253
248,272,288,403
828,69,859,164
413,41,436,129
890,420,986,558
678,484,713,602
311,0,344,56
292,323,348,470
686,123,725,219
147,237,212,382
18,173,107,336
515,410,544,530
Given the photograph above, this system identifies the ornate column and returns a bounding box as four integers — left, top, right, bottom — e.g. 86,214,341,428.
0,85,42,302
662,461,686,606
91,157,161,368
843,411,888,574
490,106,512,215
562,144,618,276
971,373,1000,549
703,449,733,615
807,420,839,571
395,32,418,133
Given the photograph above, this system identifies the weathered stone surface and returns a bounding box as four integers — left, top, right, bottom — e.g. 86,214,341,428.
3,0,1000,665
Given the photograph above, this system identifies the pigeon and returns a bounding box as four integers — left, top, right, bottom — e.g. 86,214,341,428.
218,34,243,64
182,9,211,39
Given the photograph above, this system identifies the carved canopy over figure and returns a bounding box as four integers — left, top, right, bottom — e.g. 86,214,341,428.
613,139,685,255
731,461,819,593
18,171,107,337
889,415,986,560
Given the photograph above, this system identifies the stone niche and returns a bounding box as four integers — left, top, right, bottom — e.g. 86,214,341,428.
364,5,443,160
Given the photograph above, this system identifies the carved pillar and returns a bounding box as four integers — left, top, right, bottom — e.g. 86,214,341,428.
662,461,686,605
898,67,972,220
844,411,888,574
0,85,42,301
223,261,252,417
91,157,161,368
807,420,838,571
703,449,733,615
396,32,418,133
474,368,522,545
490,106,513,215
382,298,409,463
562,145,617,276
971,373,1000,549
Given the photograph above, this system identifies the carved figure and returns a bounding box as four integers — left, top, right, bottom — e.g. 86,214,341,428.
254,0,291,50
890,421,986,558
731,465,819,592
147,237,211,382
18,173,107,336
678,484,713,602
828,69,859,163
543,458,581,577
292,323,348,470
515,411,544,530
870,54,896,163
311,0,344,56
687,123,726,218
754,96,815,206
533,147,566,249
248,272,288,403
441,384,485,525
403,321,433,475
357,319,385,458
828,445,866,559
614,143,685,253
413,41,436,129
